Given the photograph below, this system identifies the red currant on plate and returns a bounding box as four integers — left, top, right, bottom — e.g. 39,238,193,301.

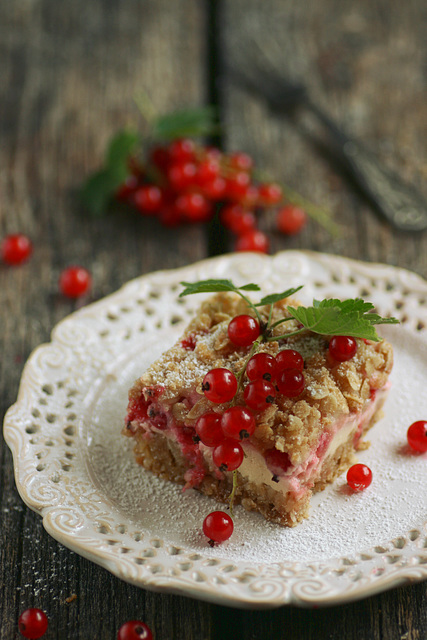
246,352,277,382
203,510,234,546
59,266,92,298
276,368,305,398
243,379,276,412
202,368,238,403
275,349,304,373
18,608,48,639
346,463,373,491
329,336,357,362
1,233,33,265
117,620,153,640
221,406,256,440
195,413,224,447
228,314,260,347
276,205,307,235
212,439,244,471
407,420,427,453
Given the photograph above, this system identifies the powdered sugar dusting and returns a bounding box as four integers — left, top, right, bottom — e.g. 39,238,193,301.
86,323,426,564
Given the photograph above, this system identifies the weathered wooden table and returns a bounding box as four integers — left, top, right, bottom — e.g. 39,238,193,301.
1,1,426,638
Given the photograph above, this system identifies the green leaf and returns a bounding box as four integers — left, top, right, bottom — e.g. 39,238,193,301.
288,298,399,341
106,130,140,181
80,169,117,217
179,279,260,297
153,106,219,140
256,286,304,307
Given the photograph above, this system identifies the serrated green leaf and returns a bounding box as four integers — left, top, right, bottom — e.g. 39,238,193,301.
153,106,218,140
179,279,260,297
80,169,117,217
256,286,304,307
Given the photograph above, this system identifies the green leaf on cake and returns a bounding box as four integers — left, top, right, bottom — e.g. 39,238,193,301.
256,286,304,307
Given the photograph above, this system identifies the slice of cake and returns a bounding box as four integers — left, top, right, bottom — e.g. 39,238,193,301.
123,291,393,527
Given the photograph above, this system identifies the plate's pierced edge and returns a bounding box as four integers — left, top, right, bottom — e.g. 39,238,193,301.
3,251,427,609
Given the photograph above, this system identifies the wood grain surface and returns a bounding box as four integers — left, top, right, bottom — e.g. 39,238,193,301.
1,1,426,638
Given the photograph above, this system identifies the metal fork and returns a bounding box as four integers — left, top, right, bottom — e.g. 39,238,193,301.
229,67,427,232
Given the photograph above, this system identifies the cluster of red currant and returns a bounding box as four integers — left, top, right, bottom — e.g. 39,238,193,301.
17,608,152,639
1,233,91,299
115,138,307,251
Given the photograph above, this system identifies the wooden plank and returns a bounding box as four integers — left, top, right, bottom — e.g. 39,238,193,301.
0,1,212,639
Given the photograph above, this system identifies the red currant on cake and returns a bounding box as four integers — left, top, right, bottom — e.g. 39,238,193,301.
276,369,305,398
407,420,427,453
117,620,153,640
227,315,260,347
203,510,234,546
243,379,276,411
246,352,277,381
221,406,256,440
329,336,357,362
59,266,91,298
276,349,304,373
18,608,48,639
195,413,224,447
212,439,244,471
346,463,373,491
202,368,238,403
1,233,33,265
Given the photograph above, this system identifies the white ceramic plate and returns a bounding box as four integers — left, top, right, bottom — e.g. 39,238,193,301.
4,251,427,608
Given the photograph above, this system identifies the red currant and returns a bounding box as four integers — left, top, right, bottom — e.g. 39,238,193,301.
225,171,251,201
228,315,260,347
1,233,33,265
117,620,153,640
329,336,357,362
275,349,304,373
246,353,277,382
150,145,170,172
264,449,291,478
229,151,254,171
220,204,256,235
133,185,163,214
159,203,181,227
175,193,212,222
197,158,221,185
167,162,197,191
276,369,305,397
201,176,227,200
59,266,91,298
203,510,234,545
258,183,283,205
407,421,427,453
202,368,238,403
116,175,140,202
241,184,259,207
243,379,276,411
212,439,244,471
18,609,48,639
168,138,196,163
195,413,224,447
221,406,256,440
235,229,269,253
276,205,307,235
346,463,372,491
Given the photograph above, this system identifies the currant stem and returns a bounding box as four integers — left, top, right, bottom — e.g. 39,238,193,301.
229,470,238,515
234,337,263,397
236,291,263,324
270,316,296,330
266,328,306,341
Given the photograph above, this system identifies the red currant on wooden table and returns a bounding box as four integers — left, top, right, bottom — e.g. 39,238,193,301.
202,368,238,403
1,233,33,265
276,205,307,235
228,314,260,347
133,185,163,215
276,368,305,398
275,349,304,373
59,266,92,298
258,182,283,205
235,229,270,254
117,620,153,640
195,413,224,447
407,420,427,453
212,439,244,471
203,510,234,546
220,204,256,235
18,608,48,639
246,352,277,382
243,379,276,412
346,463,373,491
221,406,256,440
329,336,357,362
